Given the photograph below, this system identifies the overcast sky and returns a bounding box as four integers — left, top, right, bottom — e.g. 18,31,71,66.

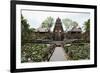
22,10,90,31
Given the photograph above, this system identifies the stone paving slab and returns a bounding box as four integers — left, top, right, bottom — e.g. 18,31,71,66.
50,47,67,61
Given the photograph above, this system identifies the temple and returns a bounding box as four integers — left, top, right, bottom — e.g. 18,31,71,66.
35,17,82,41
53,17,64,41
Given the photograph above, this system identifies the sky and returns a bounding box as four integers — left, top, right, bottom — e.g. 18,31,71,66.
22,10,90,31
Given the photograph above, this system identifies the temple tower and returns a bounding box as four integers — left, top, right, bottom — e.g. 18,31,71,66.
53,17,64,41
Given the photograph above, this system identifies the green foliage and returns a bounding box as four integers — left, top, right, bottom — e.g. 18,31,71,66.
83,19,90,32
21,44,48,62
42,16,54,30
21,14,36,45
21,14,30,44
72,21,78,27
62,18,78,31
64,43,90,60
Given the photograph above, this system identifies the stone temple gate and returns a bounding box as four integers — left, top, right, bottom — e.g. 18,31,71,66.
53,17,64,41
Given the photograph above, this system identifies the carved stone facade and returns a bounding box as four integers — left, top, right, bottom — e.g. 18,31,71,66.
53,17,64,41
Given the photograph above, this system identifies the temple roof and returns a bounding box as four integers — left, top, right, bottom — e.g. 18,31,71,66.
53,17,64,32
71,26,82,32
55,17,62,25
36,27,49,32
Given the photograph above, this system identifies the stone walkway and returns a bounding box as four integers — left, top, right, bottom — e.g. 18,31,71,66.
50,47,67,61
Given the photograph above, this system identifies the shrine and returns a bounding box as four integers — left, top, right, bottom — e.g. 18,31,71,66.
53,17,64,41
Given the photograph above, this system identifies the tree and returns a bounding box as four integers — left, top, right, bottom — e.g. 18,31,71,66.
84,19,90,32
72,21,78,28
21,14,36,44
21,15,30,43
62,18,78,31
41,16,54,31
28,28,36,40
82,19,90,42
